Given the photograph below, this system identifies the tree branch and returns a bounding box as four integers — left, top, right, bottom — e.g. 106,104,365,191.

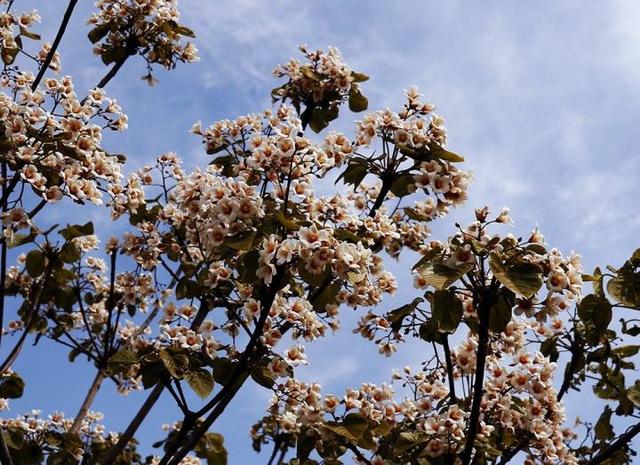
69,368,106,434
31,0,78,91
97,298,211,465
584,422,640,465
460,286,497,465
442,335,457,403
0,426,14,465
163,272,285,465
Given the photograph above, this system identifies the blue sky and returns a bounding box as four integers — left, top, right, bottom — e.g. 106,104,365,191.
7,0,640,463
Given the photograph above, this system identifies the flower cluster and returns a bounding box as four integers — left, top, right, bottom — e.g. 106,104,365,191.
88,0,198,77
0,409,114,462
260,318,578,464
272,45,368,118
331,88,472,257
0,6,60,71
0,72,126,208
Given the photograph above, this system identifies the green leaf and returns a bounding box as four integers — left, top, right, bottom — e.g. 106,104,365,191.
387,298,422,332
431,290,462,333
428,142,464,162
412,246,444,271
488,293,513,333
627,383,640,408
1,47,18,65
338,162,368,188
389,174,414,198
404,207,431,222
225,231,257,251
299,266,330,288
312,280,342,312
540,337,559,362
249,363,276,389
159,349,188,379
194,432,227,465
595,406,615,440
174,24,196,38
417,262,473,290
348,84,368,113
324,413,369,441
186,368,214,399
25,250,45,277
60,242,82,263
275,211,301,231
489,254,542,299
607,263,640,308
0,374,24,399
333,228,362,244
418,319,444,344
60,222,94,241
393,432,428,455
19,27,41,40
210,358,236,387
613,345,640,358
110,348,138,365
350,71,369,83
309,107,339,134
578,294,612,333
88,23,111,43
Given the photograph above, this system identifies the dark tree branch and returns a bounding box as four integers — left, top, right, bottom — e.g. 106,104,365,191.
31,0,78,91
98,298,211,465
0,426,14,465
584,422,640,465
163,273,286,465
442,335,457,403
460,286,497,465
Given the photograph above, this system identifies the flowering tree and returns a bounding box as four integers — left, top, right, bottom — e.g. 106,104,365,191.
0,2,639,465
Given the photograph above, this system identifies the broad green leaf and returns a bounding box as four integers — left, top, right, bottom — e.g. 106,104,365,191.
110,348,138,365
159,349,188,379
578,294,612,333
60,242,82,263
488,294,512,333
19,27,41,40
312,280,342,312
595,406,615,440
0,374,24,399
607,264,640,308
88,23,110,43
333,228,362,244
338,162,368,188
417,262,473,290
25,250,45,277
428,142,464,162
275,211,301,231
627,383,640,408
418,319,444,344
489,254,542,299
613,345,640,358
324,413,369,441
186,368,214,399
431,290,462,333
195,432,227,465
388,298,423,332
225,231,257,251
60,222,94,241
351,71,369,82
389,174,414,198
309,107,339,134
348,87,368,112
394,432,428,455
